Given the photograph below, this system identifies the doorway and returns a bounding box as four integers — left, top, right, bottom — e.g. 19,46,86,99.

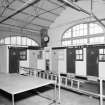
67,48,75,74
87,46,99,77
9,47,19,73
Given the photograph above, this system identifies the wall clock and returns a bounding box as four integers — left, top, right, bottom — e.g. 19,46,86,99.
43,35,49,42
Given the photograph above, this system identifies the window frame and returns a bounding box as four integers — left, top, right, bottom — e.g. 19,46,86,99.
99,48,105,62
62,23,104,47
0,36,39,47
75,48,83,61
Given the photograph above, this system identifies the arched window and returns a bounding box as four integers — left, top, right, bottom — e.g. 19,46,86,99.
0,36,39,46
62,23,104,46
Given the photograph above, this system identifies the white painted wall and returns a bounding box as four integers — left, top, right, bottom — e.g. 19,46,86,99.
99,62,105,80
37,51,45,70
51,49,67,74
75,48,86,77
51,50,58,74
29,50,38,68
37,60,45,70
0,45,9,73
48,1,105,47
58,49,67,74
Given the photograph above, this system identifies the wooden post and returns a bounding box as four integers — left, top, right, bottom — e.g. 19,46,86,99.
54,76,57,104
77,80,80,89
100,78,103,105
71,79,73,88
58,73,61,104
12,94,14,105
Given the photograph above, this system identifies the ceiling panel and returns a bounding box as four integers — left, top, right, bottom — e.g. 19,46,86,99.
10,1,24,10
5,0,13,3
33,0,47,8
0,0,9,7
23,6,35,14
32,18,51,26
0,7,4,15
0,16,5,22
48,0,65,9
2,8,14,17
23,6,45,16
50,7,64,14
3,19,25,27
13,13,33,22
37,0,58,11
49,0,66,7
0,24,7,28
39,13,57,21
20,0,29,2
25,24,42,30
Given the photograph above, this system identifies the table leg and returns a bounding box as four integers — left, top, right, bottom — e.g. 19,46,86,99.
12,94,15,105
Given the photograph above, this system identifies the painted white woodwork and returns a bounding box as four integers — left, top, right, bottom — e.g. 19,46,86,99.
29,50,37,68
37,59,45,70
0,45,9,73
37,51,45,70
19,49,38,74
58,49,67,74
51,49,67,74
75,48,86,77
99,62,105,80
51,50,58,74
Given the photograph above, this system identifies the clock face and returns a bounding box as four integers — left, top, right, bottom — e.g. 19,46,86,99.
44,36,49,42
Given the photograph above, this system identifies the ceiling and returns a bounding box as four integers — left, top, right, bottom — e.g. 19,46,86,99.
0,0,66,33
0,0,105,34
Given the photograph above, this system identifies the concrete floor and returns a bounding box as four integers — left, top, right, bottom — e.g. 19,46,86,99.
0,86,104,105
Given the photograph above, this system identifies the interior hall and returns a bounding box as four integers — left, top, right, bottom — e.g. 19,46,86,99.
0,0,105,105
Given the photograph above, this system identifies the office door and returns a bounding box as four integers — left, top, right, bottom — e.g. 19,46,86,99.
87,47,99,77
67,48,75,73
9,48,19,73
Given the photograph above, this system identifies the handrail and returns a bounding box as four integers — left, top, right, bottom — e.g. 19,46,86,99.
19,66,59,75
19,66,105,104
19,66,45,71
